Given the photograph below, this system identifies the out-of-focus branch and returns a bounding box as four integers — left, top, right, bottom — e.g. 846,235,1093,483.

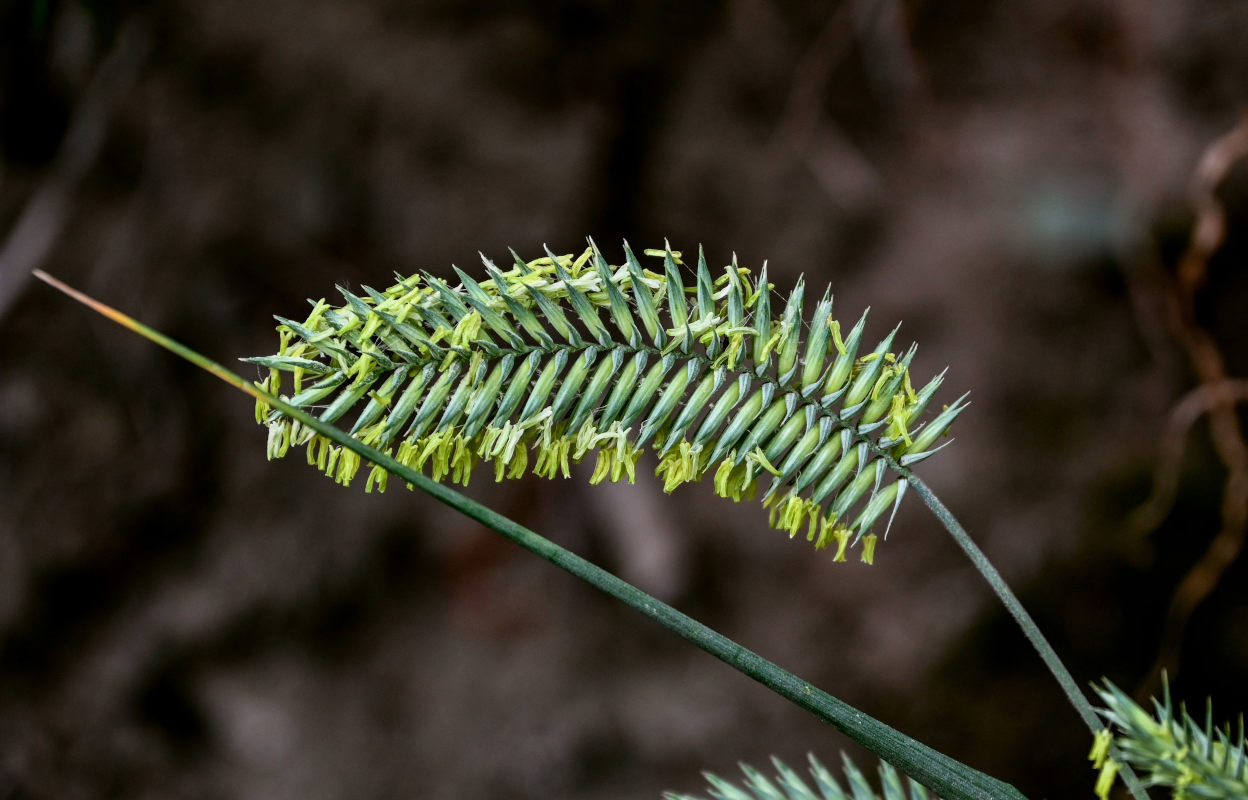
0,21,148,323
768,1,857,152
1137,112,1248,701
851,0,925,110
1125,380,1248,542
766,2,885,207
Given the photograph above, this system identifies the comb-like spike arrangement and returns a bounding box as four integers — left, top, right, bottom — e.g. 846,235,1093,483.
246,242,964,563
662,752,936,800
1090,679,1248,800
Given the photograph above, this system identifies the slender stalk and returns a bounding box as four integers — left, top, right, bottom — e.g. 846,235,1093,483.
34,269,1029,800
903,472,1150,800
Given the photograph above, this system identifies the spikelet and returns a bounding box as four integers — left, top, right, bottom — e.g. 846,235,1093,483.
662,752,936,800
245,241,967,562
1090,679,1247,800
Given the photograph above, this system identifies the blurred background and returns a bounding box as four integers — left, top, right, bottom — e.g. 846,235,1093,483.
2,1,1247,798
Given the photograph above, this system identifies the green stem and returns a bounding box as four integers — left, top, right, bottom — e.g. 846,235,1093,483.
425,482,1027,800
36,269,1029,800
903,473,1150,800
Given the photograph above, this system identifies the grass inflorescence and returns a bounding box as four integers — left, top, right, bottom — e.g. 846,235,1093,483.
248,242,965,562
1090,680,1247,800
664,752,937,800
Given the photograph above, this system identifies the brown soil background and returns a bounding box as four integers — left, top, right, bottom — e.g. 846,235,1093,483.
2,1,1247,798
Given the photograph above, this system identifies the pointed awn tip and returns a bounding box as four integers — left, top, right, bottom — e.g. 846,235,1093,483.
32,269,255,396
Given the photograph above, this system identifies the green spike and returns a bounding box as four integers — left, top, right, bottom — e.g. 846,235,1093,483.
792,428,849,495
705,773,753,800
808,441,863,504
904,392,970,455
335,285,375,322
740,763,777,799
622,241,665,347
764,415,829,496
589,239,638,346
508,247,532,274
725,258,746,328
522,281,583,346
637,359,700,448
905,367,948,424
691,373,751,448
878,762,906,800
832,458,885,523
775,277,805,385
706,384,772,464
461,355,516,438
420,272,472,320
849,480,901,540
800,289,834,393
481,260,555,348
350,365,411,434
859,344,917,427
286,372,347,407
317,371,379,425
694,246,723,360
841,324,900,413
548,348,599,424
821,308,868,402
567,347,625,432
360,284,391,306
620,354,677,429
597,351,650,427
379,364,437,445
242,355,336,375
451,264,493,305
730,392,795,466
1205,700,1215,759
405,361,464,440
751,262,773,374
274,315,353,363
366,326,420,365
810,754,849,800
405,294,457,337
897,437,954,468
433,358,487,432
694,245,716,322
763,403,816,463
658,368,724,453
769,757,813,800
842,752,877,800
318,308,358,335
547,246,612,345
452,266,525,348
662,246,690,337
490,350,543,424
516,349,569,423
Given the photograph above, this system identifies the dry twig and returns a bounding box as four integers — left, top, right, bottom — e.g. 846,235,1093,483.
1137,112,1248,701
